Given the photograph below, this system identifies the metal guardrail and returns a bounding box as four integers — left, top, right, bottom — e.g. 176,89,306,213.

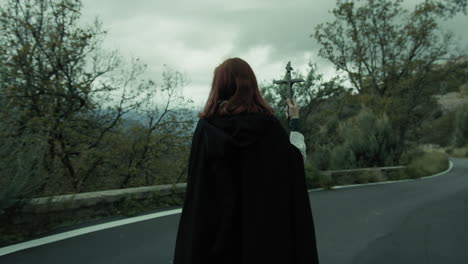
20,166,407,213
320,166,407,176
20,183,187,213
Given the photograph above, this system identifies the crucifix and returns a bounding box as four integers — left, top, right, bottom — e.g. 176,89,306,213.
273,61,304,120
273,61,304,100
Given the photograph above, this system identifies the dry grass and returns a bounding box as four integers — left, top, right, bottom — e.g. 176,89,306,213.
406,151,450,178
446,145,468,158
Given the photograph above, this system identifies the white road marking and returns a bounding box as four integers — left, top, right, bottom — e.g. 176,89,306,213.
0,208,182,256
0,160,455,256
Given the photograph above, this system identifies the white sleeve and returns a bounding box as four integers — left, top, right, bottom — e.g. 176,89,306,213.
289,131,306,163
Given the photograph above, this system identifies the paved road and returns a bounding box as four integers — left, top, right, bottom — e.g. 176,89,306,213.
1,158,467,264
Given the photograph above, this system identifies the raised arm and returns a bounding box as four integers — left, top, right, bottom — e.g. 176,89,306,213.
286,99,306,163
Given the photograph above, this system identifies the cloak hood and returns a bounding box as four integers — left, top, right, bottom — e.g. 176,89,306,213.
202,112,278,159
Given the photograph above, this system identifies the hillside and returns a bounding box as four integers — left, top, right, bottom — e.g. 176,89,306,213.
435,90,468,112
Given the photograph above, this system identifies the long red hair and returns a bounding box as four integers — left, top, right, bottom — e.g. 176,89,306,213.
198,57,274,119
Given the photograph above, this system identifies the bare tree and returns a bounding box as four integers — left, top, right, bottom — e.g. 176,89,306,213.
117,65,195,188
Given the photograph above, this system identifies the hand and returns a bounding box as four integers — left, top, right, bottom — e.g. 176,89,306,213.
285,98,299,119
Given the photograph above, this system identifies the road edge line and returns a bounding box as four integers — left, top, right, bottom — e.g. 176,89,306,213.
308,160,454,192
0,208,182,257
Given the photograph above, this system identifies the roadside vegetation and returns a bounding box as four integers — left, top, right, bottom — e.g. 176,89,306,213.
446,145,468,157
304,148,450,189
406,151,450,178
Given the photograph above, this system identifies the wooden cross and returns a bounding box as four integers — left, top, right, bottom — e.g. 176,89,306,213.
273,61,305,100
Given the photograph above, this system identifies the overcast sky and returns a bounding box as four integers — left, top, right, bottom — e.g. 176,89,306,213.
80,0,468,109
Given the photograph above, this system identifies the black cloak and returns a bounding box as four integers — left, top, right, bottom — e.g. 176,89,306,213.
173,112,319,264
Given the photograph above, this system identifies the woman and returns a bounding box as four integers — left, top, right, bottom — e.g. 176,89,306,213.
173,57,319,264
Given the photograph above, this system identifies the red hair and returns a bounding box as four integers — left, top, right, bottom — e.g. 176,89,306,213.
198,57,274,119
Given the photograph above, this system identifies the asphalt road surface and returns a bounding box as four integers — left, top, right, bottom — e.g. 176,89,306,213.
1,157,467,264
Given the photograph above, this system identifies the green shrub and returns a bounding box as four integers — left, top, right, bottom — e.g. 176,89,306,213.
318,173,335,189
399,147,426,166
330,169,386,185
386,170,407,181
460,83,468,96
304,162,334,189
446,144,468,157
419,110,456,147
452,103,468,147
406,151,449,178
329,109,399,169
354,170,384,184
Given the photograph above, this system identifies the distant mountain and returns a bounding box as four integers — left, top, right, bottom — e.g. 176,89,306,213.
435,91,468,112
119,108,201,133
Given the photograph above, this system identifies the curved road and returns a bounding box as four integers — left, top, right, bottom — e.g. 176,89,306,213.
1,157,467,264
